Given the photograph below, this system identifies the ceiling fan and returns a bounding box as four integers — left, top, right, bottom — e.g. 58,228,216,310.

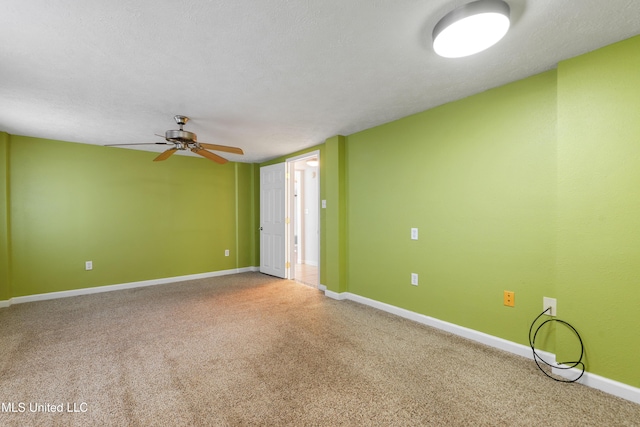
106,115,244,164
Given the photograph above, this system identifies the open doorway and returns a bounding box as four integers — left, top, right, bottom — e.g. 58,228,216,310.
287,152,320,288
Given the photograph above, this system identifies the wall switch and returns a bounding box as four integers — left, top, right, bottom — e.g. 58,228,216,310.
543,297,557,316
85,261,93,271
411,273,418,286
225,249,230,257
322,200,327,209
504,290,514,307
411,228,419,240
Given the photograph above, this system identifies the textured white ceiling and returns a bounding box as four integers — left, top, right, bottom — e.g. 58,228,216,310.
1,0,639,163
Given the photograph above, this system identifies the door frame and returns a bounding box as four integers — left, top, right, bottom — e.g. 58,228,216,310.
286,150,320,284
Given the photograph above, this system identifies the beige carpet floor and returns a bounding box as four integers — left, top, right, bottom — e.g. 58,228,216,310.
1,272,639,426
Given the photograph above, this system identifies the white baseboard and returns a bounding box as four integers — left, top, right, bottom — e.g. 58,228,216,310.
324,289,347,300
553,364,640,404
318,284,327,292
325,290,640,405
2,267,259,307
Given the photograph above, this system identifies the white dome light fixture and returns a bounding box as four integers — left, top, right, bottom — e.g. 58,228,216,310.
433,0,510,58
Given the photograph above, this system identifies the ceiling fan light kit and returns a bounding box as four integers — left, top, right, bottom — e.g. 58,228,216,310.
433,0,511,58
105,115,244,164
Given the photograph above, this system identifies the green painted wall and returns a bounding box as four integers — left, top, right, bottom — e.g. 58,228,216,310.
340,35,640,388
236,162,260,268
0,133,10,301
346,71,557,346
557,35,640,386
324,136,347,293
6,135,256,298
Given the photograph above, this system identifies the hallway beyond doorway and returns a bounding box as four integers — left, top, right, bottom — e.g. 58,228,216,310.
294,263,318,288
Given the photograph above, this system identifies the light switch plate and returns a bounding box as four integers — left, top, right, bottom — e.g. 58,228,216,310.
411,228,418,240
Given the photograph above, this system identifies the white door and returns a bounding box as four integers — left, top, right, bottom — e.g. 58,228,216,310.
260,163,286,278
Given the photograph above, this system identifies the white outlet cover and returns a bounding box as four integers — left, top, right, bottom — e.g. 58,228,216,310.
411,228,418,240
411,273,418,286
85,261,93,271
543,297,557,316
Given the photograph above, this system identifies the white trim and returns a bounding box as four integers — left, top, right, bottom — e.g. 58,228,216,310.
553,364,640,404
286,150,321,163
325,289,347,300
325,290,640,405
318,284,327,292
338,292,546,360
286,150,321,288
1,267,259,307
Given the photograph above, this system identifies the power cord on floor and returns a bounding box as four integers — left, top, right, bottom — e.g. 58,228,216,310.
528,307,585,383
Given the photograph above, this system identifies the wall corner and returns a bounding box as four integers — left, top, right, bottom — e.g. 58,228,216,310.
0,132,11,301
324,135,347,293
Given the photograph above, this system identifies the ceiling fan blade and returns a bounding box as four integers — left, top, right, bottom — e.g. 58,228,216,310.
105,142,172,146
191,147,228,164
198,143,244,155
153,148,178,161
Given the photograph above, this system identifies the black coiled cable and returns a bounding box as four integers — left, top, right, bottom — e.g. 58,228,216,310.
529,307,585,383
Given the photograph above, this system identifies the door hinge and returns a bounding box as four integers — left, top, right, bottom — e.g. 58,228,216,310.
286,262,291,268
285,217,290,224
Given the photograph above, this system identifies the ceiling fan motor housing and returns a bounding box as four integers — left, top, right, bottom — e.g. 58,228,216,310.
165,129,197,143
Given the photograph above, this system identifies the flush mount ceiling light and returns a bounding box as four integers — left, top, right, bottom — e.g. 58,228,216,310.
433,0,510,58
306,158,319,167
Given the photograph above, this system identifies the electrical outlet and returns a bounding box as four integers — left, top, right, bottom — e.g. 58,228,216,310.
411,228,419,240
503,290,514,307
543,297,557,316
411,273,418,286
225,249,230,257
85,261,93,271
